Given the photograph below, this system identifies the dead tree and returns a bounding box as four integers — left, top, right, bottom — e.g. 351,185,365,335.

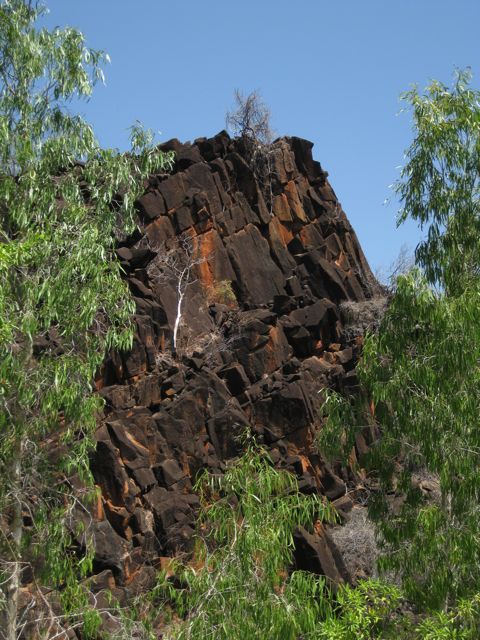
226,90,277,213
147,233,207,355
225,89,273,146
374,243,415,291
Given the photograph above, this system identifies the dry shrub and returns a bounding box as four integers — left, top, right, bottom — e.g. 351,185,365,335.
225,89,273,146
330,506,379,582
339,297,388,340
375,244,415,290
226,89,277,213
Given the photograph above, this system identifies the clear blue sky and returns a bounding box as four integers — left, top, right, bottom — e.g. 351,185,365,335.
43,0,480,274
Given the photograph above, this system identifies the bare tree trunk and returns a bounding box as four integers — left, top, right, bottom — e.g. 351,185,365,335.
3,443,22,640
2,334,30,640
441,488,454,612
173,286,184,353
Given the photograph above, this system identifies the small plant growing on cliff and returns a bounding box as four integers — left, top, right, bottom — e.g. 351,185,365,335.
206,279,237,307
0,1,173,638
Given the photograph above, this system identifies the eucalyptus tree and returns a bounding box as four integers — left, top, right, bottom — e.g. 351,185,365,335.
0,1,173,637
153,446,477,639
396,69,480,293
319,70,480,611
155,445,339,639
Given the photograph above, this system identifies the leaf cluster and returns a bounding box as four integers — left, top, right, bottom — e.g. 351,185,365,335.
0,1,174,634
318,70,480,613
396,68,480,292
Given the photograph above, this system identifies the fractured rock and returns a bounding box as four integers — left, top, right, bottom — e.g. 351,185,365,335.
89,131,381,588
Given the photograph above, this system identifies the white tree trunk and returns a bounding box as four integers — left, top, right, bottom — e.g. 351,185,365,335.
173,287,184,353
3,446,22,640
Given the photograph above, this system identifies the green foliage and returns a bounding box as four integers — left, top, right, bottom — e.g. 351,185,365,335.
150,447,472,639
362,273,480,609
0,0,173,636
206,279,237,307
156,445,337,639
318,389,364,463
396,68,480,293
107,446,480,638
318,70,480,612
318,580,404,640
412,593,480,639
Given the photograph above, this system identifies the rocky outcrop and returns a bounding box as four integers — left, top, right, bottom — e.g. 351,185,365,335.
90,131,380,594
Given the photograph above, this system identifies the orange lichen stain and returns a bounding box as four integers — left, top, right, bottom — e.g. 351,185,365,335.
124,563,138,586
123,480,129,497
269,325,280,345
272,193,292,222
105,499,122,518
195,230,216,289
314,340,324,355
284,181,297,198
94,366,105,390
299,455,310,474
300,225,322,247
269,217,290,247
146,216,174,245
157,333,165,351
180,454,190,476
314,520,325,535
284,181,307,222
278,222,294,245
335,251,351,271
262,326,284,373
95,491,104,520
124,431,150,453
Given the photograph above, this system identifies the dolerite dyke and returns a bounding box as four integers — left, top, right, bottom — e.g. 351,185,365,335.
89,130,380,597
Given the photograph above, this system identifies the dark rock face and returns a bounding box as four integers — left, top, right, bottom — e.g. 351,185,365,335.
91,131,380,591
